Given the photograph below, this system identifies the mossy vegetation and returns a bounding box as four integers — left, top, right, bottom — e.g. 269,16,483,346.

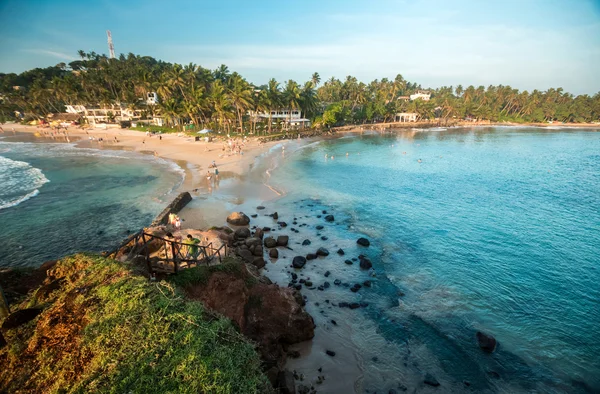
0,254,270,393
168,258,257,289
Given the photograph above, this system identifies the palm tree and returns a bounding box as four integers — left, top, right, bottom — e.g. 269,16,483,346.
311,72,321,88
283,80,301,130
266,79,281,133
229,74,253,133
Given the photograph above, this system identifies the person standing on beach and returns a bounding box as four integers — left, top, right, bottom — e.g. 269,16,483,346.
184,234,201,259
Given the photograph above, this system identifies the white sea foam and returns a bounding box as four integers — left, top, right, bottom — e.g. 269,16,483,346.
0,156,49,210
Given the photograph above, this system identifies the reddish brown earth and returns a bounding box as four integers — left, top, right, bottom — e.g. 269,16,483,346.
184,265,315,369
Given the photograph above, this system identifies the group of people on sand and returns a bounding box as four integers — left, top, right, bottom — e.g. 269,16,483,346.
168,213,182,230
221,137,246,157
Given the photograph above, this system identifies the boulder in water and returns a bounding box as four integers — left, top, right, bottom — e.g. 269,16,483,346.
476,331,497,353
276,235,289,247
234,227,251,239
357,237,370,247
424,373,440,387
292,256,307,269
316,247,329,257
324,215,334,222
264,237,277,248
227,212,250,226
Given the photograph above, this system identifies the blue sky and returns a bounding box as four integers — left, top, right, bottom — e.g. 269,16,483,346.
1,0,599,94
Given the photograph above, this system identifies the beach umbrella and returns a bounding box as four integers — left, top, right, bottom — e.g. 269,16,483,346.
197,128,212,134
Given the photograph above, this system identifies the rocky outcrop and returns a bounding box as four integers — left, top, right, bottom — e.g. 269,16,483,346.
227,212,251,226
292,256,307,269
183,263,315,369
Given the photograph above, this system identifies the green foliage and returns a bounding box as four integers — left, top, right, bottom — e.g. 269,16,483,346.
0,254,269,394
168,259,248,288
1,50,599,130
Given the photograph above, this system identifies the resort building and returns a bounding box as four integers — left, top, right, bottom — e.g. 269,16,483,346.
395,112,418,122
146,92,159,105
249,109,311,128
409,92,431,101
65,104,140,124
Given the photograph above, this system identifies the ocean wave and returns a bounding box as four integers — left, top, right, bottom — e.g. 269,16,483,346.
0,156,49,210
0,188,41,210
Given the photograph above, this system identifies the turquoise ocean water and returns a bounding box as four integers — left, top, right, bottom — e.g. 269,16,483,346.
0,133,183,268
266,127,600,392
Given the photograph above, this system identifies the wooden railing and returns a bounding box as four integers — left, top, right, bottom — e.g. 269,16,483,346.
108,231,228,274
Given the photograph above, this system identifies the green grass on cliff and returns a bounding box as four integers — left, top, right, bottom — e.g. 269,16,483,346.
0,254,270,394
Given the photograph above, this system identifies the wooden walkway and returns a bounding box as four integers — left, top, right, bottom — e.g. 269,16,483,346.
109,231,228,274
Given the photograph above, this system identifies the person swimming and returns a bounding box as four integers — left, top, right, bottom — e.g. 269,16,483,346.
418,159,422,163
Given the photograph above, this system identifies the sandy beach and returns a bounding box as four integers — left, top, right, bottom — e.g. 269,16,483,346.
5,124,283,193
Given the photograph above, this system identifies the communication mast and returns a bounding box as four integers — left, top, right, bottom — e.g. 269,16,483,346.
107,30,115,59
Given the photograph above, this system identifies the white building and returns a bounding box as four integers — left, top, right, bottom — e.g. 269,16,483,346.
146,92,159,105
249,109,311,128
395,113,418,122
65,104,139,123
410,92,430,101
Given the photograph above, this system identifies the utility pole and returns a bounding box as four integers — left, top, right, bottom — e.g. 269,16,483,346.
107,30,115,59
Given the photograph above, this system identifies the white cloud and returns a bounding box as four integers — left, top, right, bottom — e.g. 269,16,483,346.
22,49,77,62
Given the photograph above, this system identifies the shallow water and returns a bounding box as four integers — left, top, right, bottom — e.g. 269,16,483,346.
256,128,600,392
0,133,183,268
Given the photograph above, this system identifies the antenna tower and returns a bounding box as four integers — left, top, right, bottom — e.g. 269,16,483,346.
107,30,115,59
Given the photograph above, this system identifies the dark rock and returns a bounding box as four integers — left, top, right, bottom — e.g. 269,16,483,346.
264,237,277,248
237,249,255,263
324,215,334,222
357,237,370,247
306,253,317,260
254,228,264,239
389,390,397,394
344,259,353,265
0,332,6,349
323,282,330,288
256,206,266,210
277,370,296,394
334,279,342,285
338,302,349,308
245,237,262,247
316,225,324,230
227,212,250,226
294,284,302,290
252,257,266,269
320,236,328,241
250,214,257,218
324,270,331,277
359,302,369,308
326,350,336,357
337,248,345,255
269,248,279,258
272,212,279,220
463,381,471,387
292,256,307,269
349,303,360,309
305,281,313,287
278,221,287,228
253,246,264,257
291,273,298,280
262,226,271,232
302,239,311,246
316,247,329,257
1,308,43,330
299,279,305,284
234,227,251,239
34,278,64,301
331,320,337,325
350,287,360,293
476,331,497,353
317,286,324,291
359,257,373,270
276,235,289,247
424,373,440,387
363,280,372,287
316,215,322,218
322,210,327,214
